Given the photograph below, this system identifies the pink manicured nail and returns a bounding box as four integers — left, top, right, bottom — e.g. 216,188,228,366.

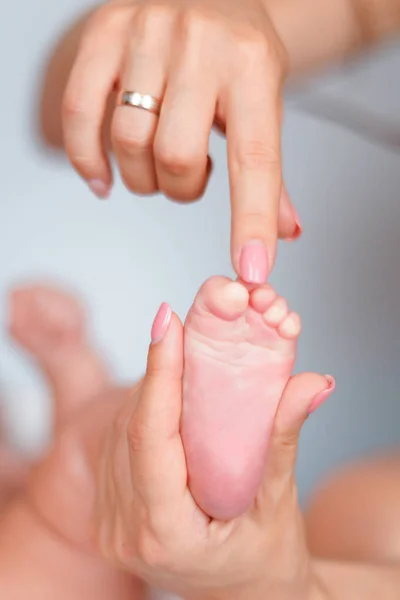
239,241,269,284
88,179,111,200
287,207,303,241
308,375,336,414
151,303,172,344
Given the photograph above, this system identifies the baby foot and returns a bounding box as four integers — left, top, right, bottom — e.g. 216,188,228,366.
181,276,300,520
9,285,109,422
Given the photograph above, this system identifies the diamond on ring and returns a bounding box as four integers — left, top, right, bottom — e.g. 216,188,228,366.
117,90,161,115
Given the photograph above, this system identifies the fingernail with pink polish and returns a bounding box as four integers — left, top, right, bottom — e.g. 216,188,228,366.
308,375,336,415
151,303,172,344
287,208,302,241
239,241,269,284
88,179,111,200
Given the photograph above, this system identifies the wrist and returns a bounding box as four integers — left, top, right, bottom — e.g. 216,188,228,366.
264,0,366,74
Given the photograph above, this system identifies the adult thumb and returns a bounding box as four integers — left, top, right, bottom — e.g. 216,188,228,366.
127,304,186,511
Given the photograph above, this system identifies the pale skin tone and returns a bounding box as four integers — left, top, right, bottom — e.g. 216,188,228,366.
0,287,145,600
0,442,26,512
0,283,330,600
0,0,397,596
0,406,141,600
7,278,313,523
41,0,399,282
306,454,400,565
0,284,398,600
0,328,139,600
181,276,304,519
11,279,312,520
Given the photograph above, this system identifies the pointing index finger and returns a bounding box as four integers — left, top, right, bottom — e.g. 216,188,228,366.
226,71,283,283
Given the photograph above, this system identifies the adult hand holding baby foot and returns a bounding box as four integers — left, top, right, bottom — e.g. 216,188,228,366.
20,280,334,600
61,0,302,281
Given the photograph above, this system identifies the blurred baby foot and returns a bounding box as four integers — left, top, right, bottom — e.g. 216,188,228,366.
9,285,109,423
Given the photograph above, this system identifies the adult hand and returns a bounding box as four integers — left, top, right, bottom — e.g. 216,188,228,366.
0,444,27,511
28,307,333,600
62,0,301,283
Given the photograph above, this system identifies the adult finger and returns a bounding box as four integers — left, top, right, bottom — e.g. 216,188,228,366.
214,112,298,241
112,8,171,195
226,47,283,283
154,28,216,201
263,372,336,488
213,115,298,240
62,4,130,198
278,184,302,241
127,304,187,515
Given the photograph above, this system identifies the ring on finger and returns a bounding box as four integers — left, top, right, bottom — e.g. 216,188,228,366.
117,90,161,116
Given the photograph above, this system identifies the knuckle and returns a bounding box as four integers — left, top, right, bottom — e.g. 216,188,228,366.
236,29,270,63
135,4,172,36
233,28,282,76
135,526,171,570
234,140,281,172
85,3,132,40
113,529,137,568
155,144,201,176
178,5,215,40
